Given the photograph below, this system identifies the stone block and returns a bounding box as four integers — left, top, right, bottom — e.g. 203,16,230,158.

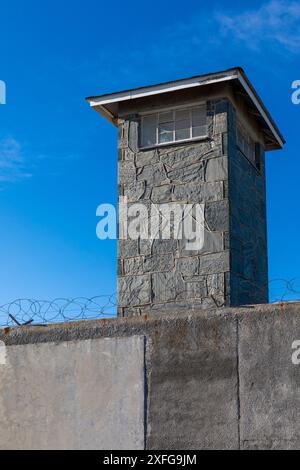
177,279,207,300
179,230,223,256
173,182,223,203
123,257,144,275
199,251,230,275
136,163,168,186
167,162,206,183
118,274,151,307
207,273,225,296
128,120,139,152
135,149,159,168
151,239,178,255
143,254,174,273
139,239,152,256
124,181,146,202
152,272,184,303
118,161,136,184
176,256,200,276
118,120,129,149
201,295,225,309
118,240,139,258
124,148,135,162
205,200,229,231
205,156,228,182
151,185,173,203
160,144,213,169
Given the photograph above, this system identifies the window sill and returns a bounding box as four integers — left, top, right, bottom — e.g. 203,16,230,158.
139,135,210,151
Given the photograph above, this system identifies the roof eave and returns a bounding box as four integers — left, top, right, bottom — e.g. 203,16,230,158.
86,68,239,106
86,67,285,150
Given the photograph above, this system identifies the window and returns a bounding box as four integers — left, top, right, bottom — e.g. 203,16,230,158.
140,104,207,148
236,121,256,166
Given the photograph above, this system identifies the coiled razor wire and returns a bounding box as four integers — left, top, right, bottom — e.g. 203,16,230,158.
269,278,300,303
0,294,117,327
0,279,300,327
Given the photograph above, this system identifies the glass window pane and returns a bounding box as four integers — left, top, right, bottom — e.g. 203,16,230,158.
142,125,156,147
192,106,207,137
141,106,208,148
192,107,206,127
192,125,207,138
144,114,157,126
159,122,174,143
175,109,190,121
176,128,190,140
175,119,190,140
159,111,173,123
142,114,157,147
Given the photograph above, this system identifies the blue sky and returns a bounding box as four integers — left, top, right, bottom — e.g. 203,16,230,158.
0,0,299,304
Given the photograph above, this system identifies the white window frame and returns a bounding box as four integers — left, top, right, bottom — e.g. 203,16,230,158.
140,101,208,149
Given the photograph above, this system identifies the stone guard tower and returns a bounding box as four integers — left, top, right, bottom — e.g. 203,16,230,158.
87,67,285,317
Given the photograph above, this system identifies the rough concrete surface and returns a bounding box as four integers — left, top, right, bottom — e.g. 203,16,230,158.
238,305,300,449
0,336,145,450
1,302,300,450
146,312,239,450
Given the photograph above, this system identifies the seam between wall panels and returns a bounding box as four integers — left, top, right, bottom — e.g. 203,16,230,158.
236,315,241,450
227,103,236,307
143,335,148,450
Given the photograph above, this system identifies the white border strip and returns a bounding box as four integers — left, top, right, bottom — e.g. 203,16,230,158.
88,74,238,107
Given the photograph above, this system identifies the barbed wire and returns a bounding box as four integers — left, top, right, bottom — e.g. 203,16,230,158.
269,278,300,303
0,295,117,327
0,279,300,327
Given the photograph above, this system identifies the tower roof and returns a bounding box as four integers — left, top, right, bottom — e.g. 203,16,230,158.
86,67,285,151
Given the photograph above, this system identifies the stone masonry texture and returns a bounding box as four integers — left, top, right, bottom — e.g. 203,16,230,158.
117,96,268,315
1,302,300,450
227,102,268,306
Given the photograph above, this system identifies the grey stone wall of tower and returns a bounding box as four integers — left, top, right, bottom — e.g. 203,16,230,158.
117,97,268,316
86,68,284,317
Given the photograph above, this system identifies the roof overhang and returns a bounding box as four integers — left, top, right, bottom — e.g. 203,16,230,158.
86,67,285,150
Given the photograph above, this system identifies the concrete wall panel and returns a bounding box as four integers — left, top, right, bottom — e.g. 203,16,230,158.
238,307,300,449
146,313,239,450
1,303,300,450
0,336,145,450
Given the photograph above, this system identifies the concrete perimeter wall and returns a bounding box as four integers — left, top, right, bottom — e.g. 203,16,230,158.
1,302,300,450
